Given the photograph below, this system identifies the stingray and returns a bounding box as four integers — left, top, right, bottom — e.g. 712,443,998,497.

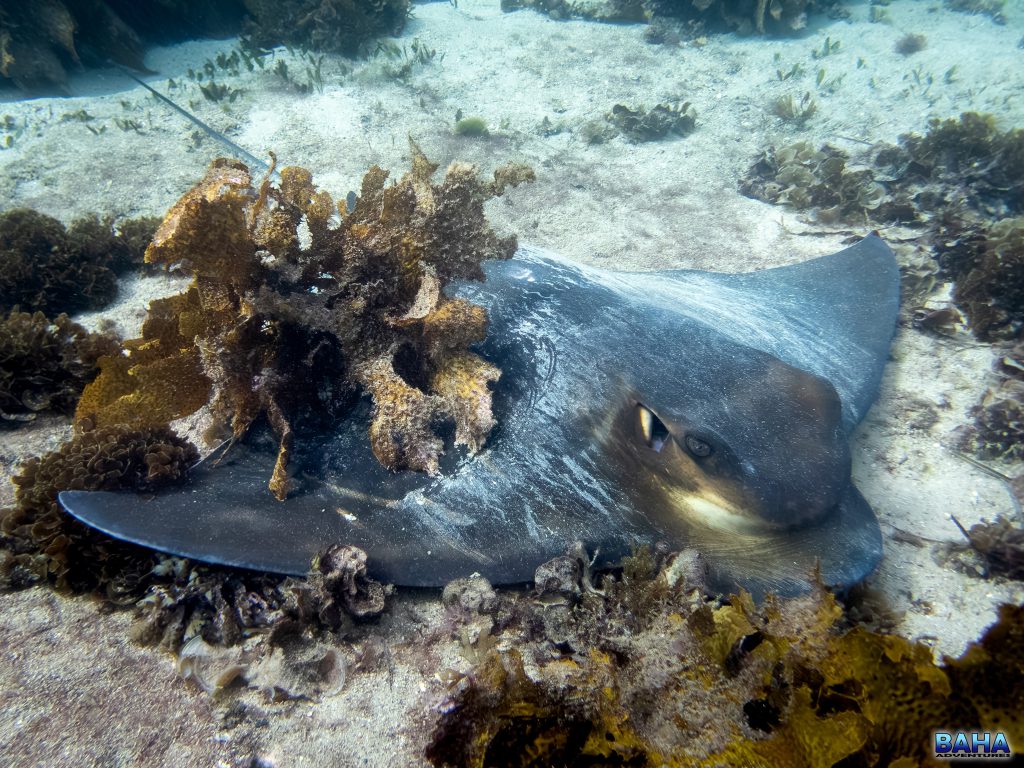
60,235,899,598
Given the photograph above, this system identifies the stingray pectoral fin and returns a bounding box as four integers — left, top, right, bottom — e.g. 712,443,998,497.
716,235,900,430
58,486,321,576
643,235,899,431
57,444,565,586
690,483,883,600
58,443,366,576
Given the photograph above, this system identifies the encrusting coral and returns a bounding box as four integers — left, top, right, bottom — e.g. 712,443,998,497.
0,208,157,317
75,145,534,499
426,549,1024,767
0,310,120,425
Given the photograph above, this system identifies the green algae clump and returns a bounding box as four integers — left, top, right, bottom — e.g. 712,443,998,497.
455,116,490,137
76,146,534,500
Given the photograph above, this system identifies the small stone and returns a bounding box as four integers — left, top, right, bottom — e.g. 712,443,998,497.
662,548,708,591
442,576,498,614
310,544,391,624
533,555,582,598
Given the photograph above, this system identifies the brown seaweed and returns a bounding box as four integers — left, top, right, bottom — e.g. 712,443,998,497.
0,310,119,426
0,424,196,593
953,516,1024,581
953,216,1024,340
501,0,826,34
0,208,157,317
608,102,697,142
76,147,533,499
241,0,411,58
740,113,1024,339
426,553,1024,767
127,542,390,652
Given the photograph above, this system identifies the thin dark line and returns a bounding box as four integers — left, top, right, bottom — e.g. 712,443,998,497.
115,64,275,178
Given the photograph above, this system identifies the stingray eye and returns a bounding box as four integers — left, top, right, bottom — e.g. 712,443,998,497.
636,403,670,452
684,434,712,458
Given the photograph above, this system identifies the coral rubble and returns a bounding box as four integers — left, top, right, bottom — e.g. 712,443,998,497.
76,147,533,499
426,551,1024,767
0,208,157,317
0,310,119,426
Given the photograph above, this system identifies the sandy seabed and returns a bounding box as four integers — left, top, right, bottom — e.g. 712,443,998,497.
1,0,1023,765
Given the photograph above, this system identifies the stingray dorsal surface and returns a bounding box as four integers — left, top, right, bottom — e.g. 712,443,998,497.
60,236,899,598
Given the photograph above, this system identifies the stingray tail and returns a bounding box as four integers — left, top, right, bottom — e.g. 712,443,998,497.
115,64,276,179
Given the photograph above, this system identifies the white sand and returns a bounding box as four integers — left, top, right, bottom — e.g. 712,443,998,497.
1,0,1023,764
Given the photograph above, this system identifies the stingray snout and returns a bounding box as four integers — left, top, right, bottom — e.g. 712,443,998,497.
673,357,853,531
739,464,849,529
732,412,850,529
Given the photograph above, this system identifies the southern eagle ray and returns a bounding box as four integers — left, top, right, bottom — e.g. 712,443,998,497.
60,234,899,598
